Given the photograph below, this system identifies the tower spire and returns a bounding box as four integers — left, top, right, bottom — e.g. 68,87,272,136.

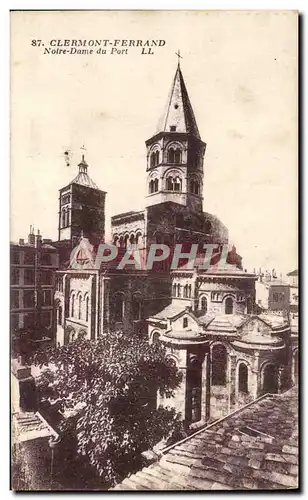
156,62,200,138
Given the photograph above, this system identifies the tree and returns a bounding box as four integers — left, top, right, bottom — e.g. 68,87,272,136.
33,331,183,485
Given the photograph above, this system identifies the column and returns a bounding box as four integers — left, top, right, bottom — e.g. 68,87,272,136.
228,354,237,412
201,353,210,423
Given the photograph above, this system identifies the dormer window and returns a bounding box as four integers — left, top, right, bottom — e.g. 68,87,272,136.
183,317,188,328
170,125,176,132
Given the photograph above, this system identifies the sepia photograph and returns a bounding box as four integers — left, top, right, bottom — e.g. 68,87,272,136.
10,10,298,491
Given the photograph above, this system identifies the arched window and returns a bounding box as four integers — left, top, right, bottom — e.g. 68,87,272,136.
183,285,188,298
154,178,159,192
132,294,142,321
168,147,182,164
114,236,119,247
174,177,182,192
114,294,124,322
71,294,75,317
166,175,182,192
152,332,160,345
78,329,87,339
177,283,181,297
150,152,156,168
124,234,129,249
119,236,124,248
149,180,154,193
172,283,177,296
58,306,62,325
61,209,66,228
150,150,160,167
263,364,278,394
212,344,227,386
188,284,192,298
129,234,135,247
225,297,233,315
183,317,188,328
238,363,248,393
78,295,82,320
166,176,173,191
86,296,89,322
190,179,200,195
65,209,70,227
200,296,207,314
187,359,202,423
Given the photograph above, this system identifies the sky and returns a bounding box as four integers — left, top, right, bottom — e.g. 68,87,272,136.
10,10,298,275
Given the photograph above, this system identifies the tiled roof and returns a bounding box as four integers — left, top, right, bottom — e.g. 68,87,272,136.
111,387,298,491
153,302,187,320
70,171,99,190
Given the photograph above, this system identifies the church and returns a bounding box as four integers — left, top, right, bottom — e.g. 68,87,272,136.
54,62,295,427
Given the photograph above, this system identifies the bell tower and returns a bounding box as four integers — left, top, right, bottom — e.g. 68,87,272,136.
145,60,206,213
58,153,106,248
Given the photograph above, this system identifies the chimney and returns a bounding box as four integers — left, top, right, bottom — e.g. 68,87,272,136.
28,225,35,246
35,229,42,247
19,238,24,246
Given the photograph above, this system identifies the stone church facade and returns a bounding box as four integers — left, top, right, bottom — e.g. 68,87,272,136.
54,63,295,427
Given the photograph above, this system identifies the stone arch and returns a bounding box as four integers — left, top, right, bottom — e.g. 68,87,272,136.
166,353,179,365
150,330,161,345
187,358,202,423
135,231,143,249
64,325,76,345
113,235,120,247
189,173,202,196
237,360,249,394
261,361,278,394
119,235,124,248
199,294,208,314
224,295,234,315
211,342,228,386
124,233,130,249
78,328,87,339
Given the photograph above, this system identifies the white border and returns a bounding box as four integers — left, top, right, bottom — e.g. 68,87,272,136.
2,1,305,497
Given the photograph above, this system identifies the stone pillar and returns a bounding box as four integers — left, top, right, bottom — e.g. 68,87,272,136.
201,353,210,423
250,353,260,399
228,354,237,412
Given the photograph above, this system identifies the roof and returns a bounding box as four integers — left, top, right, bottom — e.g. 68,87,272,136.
287,269,298,277
112,387,298,491
69,156,99,190
156,64,200,139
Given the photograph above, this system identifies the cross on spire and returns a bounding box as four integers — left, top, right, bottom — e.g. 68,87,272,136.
175,50,183,67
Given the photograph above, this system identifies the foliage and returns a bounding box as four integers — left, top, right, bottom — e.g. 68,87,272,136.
32,331,183,485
